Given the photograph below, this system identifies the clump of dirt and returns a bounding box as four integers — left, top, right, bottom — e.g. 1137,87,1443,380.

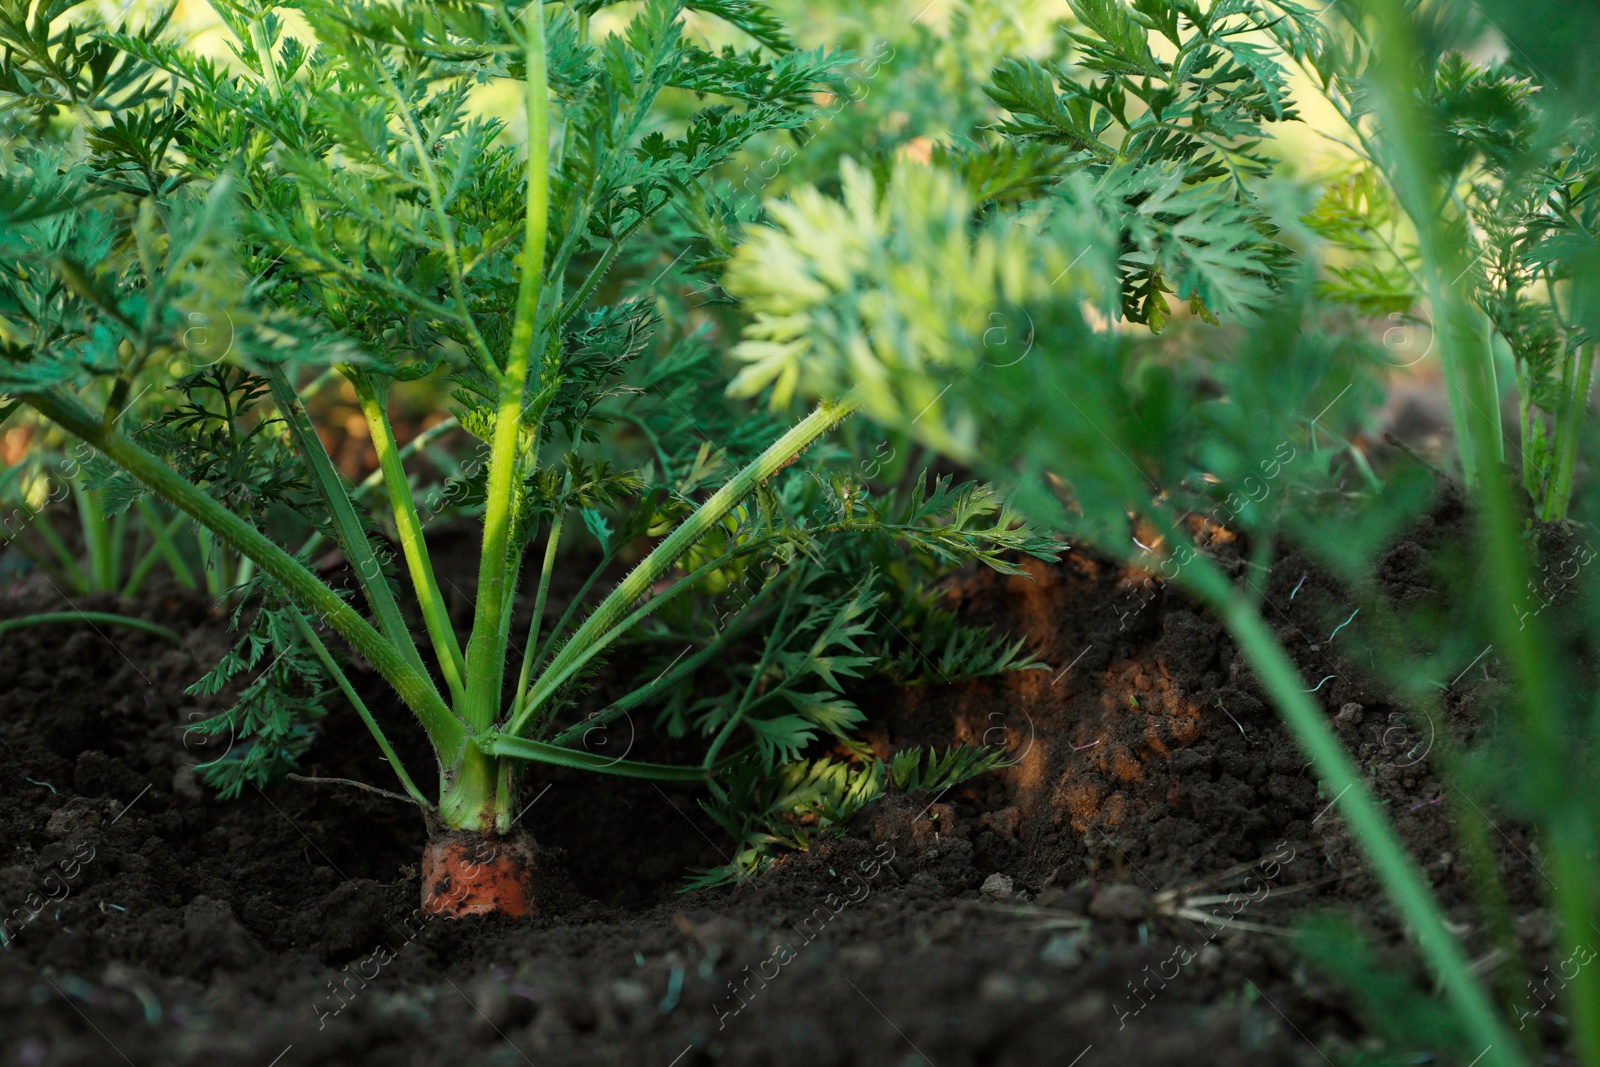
0,506,1556,1066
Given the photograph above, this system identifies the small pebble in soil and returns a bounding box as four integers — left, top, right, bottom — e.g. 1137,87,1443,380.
981,972,1020,1003
980,873,1015,899
1040,932,1087,967
44,797,106,839
1088,883,1149,922
610,979,649,1009
980,971,1051,1004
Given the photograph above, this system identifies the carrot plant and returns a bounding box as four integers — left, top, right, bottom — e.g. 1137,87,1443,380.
721,0,1600,1062
0,398,193,602
0,0,1054,912
1298,14,1598,518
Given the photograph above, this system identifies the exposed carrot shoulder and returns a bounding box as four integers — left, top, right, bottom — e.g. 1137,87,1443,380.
421,830,537,918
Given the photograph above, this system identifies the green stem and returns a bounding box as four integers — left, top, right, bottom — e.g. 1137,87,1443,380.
480,731,726,781
0,611,180,642
248,16,283,97
31,508,88,591
1183,557,1521,1066
526,548,614,680
297,416,460,562
703,567,803,770
109,509,125,592
264,370,437,696
135,500,196,590
516,537,775,735
374,34,496,372
1362,8,1595,1062
1447,768,1533,1042
437,743,509,832
120,529,161,599
75,483,114,592
551,643,718,747
1518,359,1536,507
197,527,216,596
289,607,431,807
354,375,467,706
197,526,222,598
1482,315,1505,467
22,389,466,764
459,0,550,740
546,547,786,748
510,398,858,737
1546,342,1593,522
512,508,564,716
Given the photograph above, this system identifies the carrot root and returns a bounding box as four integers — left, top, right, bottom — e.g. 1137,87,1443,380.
421,830,537,918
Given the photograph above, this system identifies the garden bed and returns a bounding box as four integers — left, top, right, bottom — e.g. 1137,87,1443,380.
0,500,1547,1067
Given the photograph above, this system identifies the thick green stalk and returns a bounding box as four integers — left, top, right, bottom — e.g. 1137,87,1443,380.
248,16,283,97
437,744,508,832
1184,558,1522,1067
441,1,550,833
1469,333,1600,1064
354,376,467,705
1350,11,1484,492
459,0,550,738
1519,365,1536,505
509,398,859,736
1482,316,1505,466
264,370,436,694
109,510,125,592
22,389,467,764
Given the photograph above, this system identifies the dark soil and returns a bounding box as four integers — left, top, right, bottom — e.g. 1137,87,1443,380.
0,508,1560,1067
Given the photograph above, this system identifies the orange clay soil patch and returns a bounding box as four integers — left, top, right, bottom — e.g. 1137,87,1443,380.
421,830,538,918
